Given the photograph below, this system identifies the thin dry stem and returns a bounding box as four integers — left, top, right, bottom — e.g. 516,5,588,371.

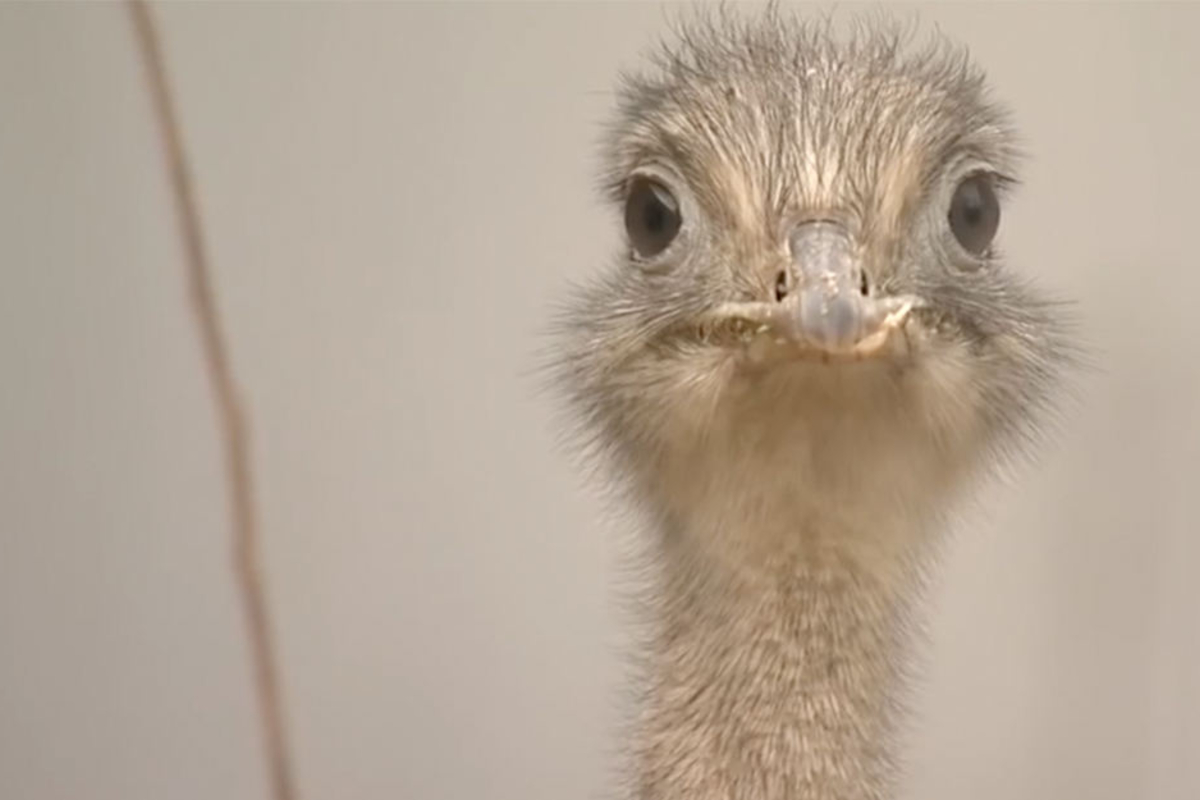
127,3,297,799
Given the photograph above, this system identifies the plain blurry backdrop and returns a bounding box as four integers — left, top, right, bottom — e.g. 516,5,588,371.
1,2,1197,799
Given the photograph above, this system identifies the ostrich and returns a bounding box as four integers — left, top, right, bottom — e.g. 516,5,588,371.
552,8,1068,800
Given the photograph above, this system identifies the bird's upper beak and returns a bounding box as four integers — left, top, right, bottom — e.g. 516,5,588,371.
702,222,920,361
785,221,880,351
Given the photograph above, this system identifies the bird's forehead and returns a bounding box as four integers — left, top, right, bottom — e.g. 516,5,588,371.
608,23,1015,239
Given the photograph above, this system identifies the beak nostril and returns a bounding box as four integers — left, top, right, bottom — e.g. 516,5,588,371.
775,270,790,302
859,270,869,297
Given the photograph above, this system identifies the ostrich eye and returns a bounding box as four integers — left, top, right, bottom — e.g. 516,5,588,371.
625,177,681,258
948,173,1000,256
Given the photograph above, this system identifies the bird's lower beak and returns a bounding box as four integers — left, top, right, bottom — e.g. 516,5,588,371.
701,222,920,361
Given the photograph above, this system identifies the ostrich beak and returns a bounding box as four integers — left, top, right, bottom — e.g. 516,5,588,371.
702,222,921,361
786,222,884,351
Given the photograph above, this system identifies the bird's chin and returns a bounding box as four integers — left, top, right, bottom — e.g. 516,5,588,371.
688,315,922,371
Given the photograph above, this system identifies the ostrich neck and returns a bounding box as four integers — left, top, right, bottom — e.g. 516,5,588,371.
634,474,930,800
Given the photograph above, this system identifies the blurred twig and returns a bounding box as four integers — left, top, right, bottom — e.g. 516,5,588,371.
127,3,297,799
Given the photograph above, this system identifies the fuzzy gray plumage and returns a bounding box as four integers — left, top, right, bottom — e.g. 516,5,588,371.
550,8,1070,800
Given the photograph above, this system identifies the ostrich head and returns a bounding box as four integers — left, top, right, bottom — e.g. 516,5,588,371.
558,12,1064,549
552,10,1069,799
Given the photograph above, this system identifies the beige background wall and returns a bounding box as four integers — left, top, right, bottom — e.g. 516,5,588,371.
1,2,1197,799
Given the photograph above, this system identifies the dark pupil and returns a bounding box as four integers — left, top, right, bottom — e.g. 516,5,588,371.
949,174,999,255
958,184,986,227
625,178,681,257
643,198,667,234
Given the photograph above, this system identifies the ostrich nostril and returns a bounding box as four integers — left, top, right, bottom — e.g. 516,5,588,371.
860,270,869,297
775,269,790,302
